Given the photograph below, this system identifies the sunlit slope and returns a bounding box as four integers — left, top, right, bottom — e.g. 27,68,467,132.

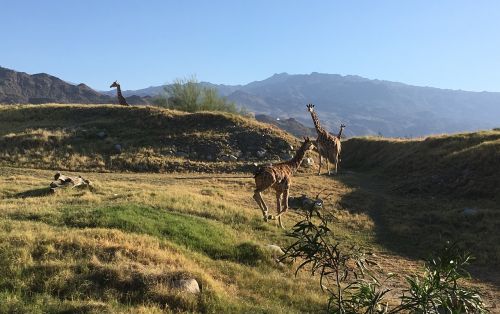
0,104,297,173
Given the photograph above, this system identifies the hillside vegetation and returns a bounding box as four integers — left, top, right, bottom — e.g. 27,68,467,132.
0,104,296,173
0,104,498,312
342,131,500,200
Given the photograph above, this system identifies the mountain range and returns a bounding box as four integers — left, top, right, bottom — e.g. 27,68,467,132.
0,67,148,105
1,66,499,137
102,72,500,137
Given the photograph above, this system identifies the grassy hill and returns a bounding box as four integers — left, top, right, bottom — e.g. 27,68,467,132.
0,104,498,312
0,104,297,173
342,130,500,200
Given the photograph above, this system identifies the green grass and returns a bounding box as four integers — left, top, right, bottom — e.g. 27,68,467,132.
0,168,331,313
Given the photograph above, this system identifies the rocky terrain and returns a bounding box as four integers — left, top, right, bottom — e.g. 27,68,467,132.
0,67,148,105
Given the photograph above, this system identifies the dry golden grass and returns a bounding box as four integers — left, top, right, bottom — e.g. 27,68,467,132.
1,166,498,312
0,105,498,312
0,104,297,173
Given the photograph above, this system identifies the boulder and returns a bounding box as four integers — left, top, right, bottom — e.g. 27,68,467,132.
265,244,285,258
172,278,200,294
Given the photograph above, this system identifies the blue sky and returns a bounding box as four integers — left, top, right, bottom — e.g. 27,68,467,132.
1,1,499,91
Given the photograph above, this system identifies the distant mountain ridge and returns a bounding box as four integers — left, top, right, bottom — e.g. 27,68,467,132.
0,67,148,105
106,72,500,137
1,67,499,136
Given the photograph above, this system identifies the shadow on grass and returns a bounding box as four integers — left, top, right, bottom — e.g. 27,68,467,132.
334,171,500,287
14,187,53,198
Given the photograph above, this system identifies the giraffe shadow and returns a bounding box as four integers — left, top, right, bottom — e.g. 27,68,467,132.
13,187,53,198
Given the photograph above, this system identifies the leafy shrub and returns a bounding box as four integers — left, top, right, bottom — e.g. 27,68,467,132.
152,76,250,116
281,208,489,313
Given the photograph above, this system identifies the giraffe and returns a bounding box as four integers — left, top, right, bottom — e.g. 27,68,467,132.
337,123,346,139
110,81,129,106
306,104,343,175
253,137,315,229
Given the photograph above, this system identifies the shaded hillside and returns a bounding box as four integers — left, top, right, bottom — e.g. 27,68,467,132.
0,104,297,172
255,114,315,137
342,130,500,200
0,67,149,105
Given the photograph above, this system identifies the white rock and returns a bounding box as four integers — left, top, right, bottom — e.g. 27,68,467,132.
172,278,200,294
266,244,285,258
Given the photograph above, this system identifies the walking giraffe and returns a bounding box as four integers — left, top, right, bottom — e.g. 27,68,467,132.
306,104,344,175
253,137,315,229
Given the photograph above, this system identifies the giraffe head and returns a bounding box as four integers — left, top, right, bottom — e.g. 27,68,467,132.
306,103,315,113
301,136,315,151
340,124,346,129
110,81,120,88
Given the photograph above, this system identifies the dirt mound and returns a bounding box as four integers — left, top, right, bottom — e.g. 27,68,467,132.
0,104,297,173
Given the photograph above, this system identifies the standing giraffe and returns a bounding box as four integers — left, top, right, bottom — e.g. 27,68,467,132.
110,81,129,106
337,123,346,139
253,137,315,229
306,104,343,175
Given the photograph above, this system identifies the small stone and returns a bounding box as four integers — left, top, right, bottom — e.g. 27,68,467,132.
97,131,107,139
114,144,122,153
462,208,478,216
172,278,200,294
256,149,267,158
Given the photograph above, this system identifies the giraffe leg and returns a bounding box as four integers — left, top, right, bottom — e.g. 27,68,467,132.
253,191,270,221
276,190,283,227
334,154,339,174
276,188,289,229
326,159,331,175
272,181,290,229
318,155,322,176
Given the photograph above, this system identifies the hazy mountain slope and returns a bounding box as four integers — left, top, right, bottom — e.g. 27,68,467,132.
117,72,500,137
229,73,500,137
255,114,316,137
0,67,149,105
0,66,112,104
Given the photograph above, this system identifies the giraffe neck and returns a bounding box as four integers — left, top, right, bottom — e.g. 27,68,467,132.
286,142,309,171
116,85,123,98
309,110,324,134
337,127,345,139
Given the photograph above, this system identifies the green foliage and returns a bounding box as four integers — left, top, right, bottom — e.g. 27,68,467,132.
282,208,489,313
153,76,250,115
399,243,488,313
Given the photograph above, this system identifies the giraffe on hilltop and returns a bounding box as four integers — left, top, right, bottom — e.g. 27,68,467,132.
110,81,129,106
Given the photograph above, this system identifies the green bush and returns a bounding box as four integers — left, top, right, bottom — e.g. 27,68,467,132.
281,208,489,313
152,76,250,116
